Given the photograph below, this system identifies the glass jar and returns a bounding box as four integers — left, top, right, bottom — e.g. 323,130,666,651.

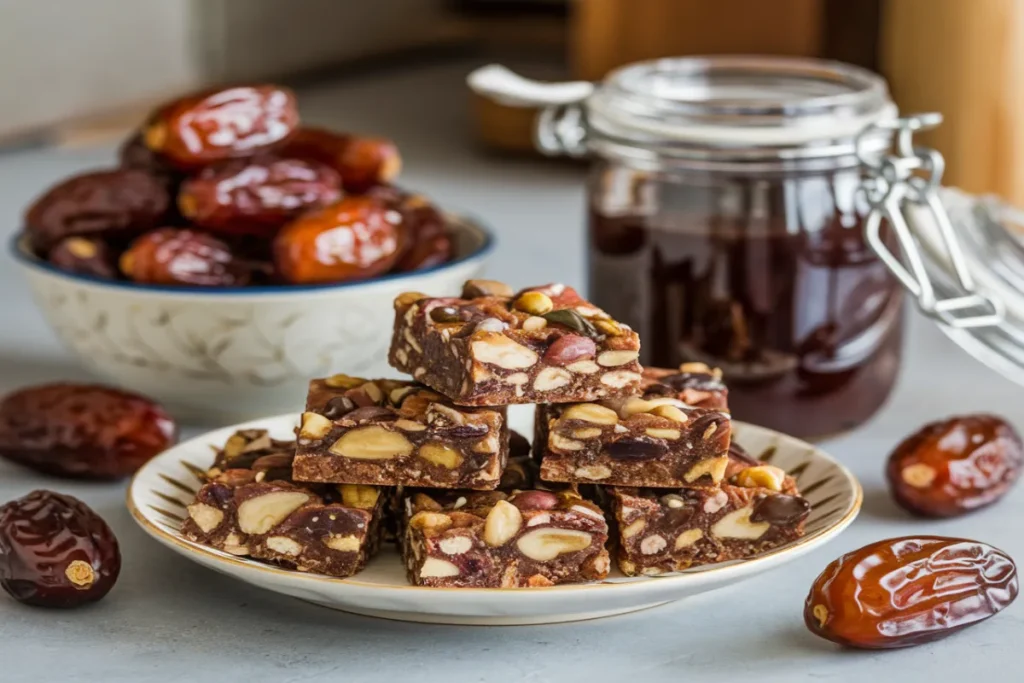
478,57,907,439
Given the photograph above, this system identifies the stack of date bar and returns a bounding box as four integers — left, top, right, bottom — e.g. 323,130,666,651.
182,280,811,587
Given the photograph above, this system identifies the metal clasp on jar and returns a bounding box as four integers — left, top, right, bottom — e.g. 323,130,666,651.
857,114,1004,329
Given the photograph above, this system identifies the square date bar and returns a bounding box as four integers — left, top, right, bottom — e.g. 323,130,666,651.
401,488,610,588
535,374,732,487
181,429,385,578
533,363,729,457
608,453,811,575
387,280,643,406
293,374,508,489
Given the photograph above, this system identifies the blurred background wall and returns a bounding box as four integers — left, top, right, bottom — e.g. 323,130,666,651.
2,0,1022,204
0,0,458,144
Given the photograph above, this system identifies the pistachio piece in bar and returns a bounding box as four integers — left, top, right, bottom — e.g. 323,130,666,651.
387,281,643,406
292,375,508,489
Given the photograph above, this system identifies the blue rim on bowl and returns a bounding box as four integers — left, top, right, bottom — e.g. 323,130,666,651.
10,212,495,296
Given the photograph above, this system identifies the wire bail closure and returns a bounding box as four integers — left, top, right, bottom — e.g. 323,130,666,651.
857,114,1004,329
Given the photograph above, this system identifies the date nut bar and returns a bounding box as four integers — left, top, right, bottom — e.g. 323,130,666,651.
534,363,729,460
182,471,384,577
293,375,508,489
536,396,732,487
609,459,811,576
401,488,610,588
388,280,642,406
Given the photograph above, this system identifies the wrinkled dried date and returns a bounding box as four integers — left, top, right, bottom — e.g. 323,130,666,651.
805,536,1018,649
144,85,299,169
272,196,403,284
0,490,121,607
283,127,401,192
121,228,250,286
178,157,342,237
24,169,170,253
0,383,177,479
887,415,1023,518
47,237,118,279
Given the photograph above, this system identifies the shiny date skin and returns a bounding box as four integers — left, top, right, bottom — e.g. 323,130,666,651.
368,186,451,271
394,195,450,271
178,156,342,237
144,85,299,169
887,415,1023,518
805,536,1018,649
24,169,170,253
47,237,119,279
272,196,404,284
0,491,121,608
283,127,401,192
121,228,250,287
0,384,177,480
118,131,177,177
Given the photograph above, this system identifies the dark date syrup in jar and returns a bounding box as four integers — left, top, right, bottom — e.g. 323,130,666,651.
589,171,903,439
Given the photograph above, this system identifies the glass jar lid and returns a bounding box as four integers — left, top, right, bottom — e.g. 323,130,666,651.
586,56,897,160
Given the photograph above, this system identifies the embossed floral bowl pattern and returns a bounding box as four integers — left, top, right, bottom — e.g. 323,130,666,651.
128,408,862,625
13,215,492,422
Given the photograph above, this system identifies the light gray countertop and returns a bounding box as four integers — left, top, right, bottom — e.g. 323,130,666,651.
0,60,1021,683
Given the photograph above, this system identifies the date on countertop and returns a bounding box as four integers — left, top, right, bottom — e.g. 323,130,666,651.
886,415,1022,518
805,536,1018,649
0,491,121,608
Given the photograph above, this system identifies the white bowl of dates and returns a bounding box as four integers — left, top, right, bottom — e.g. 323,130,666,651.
127,408,861,625
12,84,493,422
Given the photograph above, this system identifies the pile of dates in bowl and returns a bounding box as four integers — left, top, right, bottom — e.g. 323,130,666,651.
22,84,461,287
11,84,491,421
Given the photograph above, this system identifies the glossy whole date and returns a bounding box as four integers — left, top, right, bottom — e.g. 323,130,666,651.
0,491,120,607
367,186,450,271
395,195,450,271
272,196,404,284
47,236,118,279
805,536,1018,649
118,131,177,177
0,384,177,479
121,228,250,286
24,169,170,252
283,127,401,192
887,415,1022,517
144,85,299,169
178,157,342,236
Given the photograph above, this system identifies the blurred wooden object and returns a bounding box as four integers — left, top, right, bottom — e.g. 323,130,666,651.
475,0,884,153
822,0,882,71
882,0,1024,206
572,0,824,80
472,94,540,153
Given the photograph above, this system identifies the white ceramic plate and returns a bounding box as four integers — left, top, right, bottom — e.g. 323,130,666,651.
127,408,862,625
